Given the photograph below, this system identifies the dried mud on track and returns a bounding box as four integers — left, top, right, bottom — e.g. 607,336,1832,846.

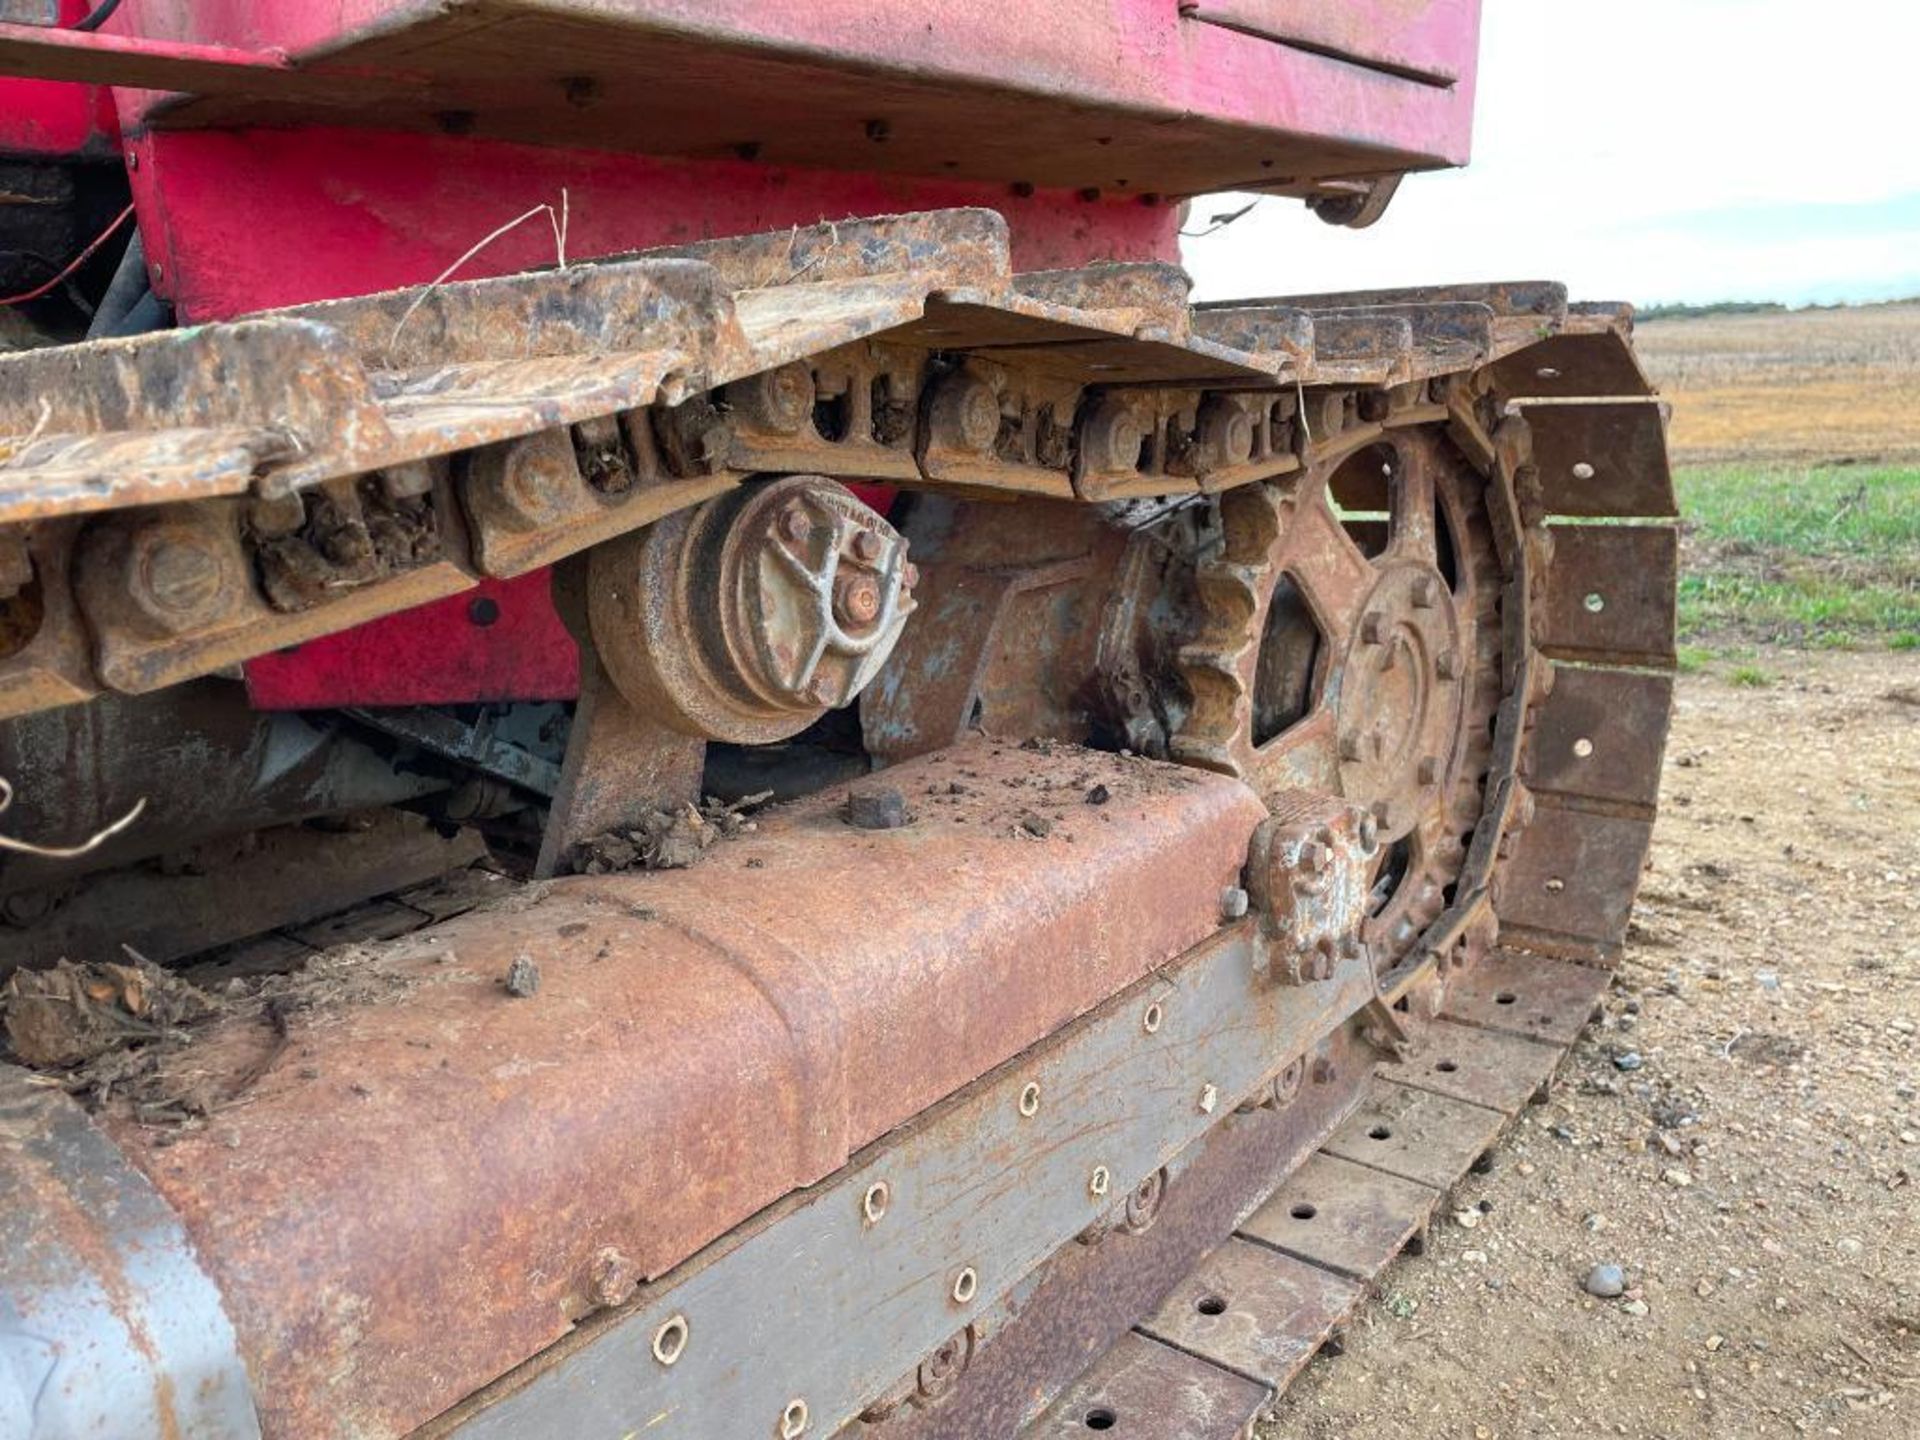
1262,650,1919,1438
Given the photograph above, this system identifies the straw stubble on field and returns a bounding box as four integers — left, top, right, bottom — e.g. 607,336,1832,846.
1635,302,1920,464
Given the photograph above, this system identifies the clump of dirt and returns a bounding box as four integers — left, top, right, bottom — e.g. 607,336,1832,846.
570,793,771,874
3,957,216,1069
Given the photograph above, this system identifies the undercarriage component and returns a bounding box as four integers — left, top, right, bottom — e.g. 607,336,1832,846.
589,475,915,743
0,211,1675,1440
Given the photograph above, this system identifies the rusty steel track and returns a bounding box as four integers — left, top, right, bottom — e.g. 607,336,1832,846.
0,206,1675,1440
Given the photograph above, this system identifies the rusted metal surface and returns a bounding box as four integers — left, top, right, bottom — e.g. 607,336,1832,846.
1518,398,1676,518
589,477,915,744
1538,523,1678,668
1138,1238,1360,1391
1442,948,1612,1048
1321,1079,1505,1189
1524,665,1672,812
1485,330,1654,400
1493,801,1656,957
876,1028,1372,1440
1027,1332,1269,1440
1239,1151,1438,1281
97,742,1263,1438
0,1067,261,1440
1376,1017,1563,1113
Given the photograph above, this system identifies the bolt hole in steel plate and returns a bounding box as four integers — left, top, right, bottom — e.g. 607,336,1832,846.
1034,1332,1267,1439
1241,1151,1441,1283
1138,1239,1360,1393
1376,1018,1565,1114
1441,948,1612,1046
1323,1081,1508,1190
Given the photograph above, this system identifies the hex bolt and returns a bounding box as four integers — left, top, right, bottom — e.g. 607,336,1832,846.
123,520,238,636
1359,611,1387,645
852,529,884,563
1416,755,1441,786
780,501,814,544
833,572,883,629
1410,574,1436,608
587,1246,637,1308
1220,885,1249,921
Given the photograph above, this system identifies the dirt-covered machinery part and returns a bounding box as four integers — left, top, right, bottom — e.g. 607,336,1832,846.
0,213,1676,1440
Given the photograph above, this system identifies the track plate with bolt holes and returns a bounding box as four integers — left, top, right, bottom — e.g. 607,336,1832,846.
1442,947,1612,1047
1376,1016,1566,1113
1029,1332,1269,1439
1238,1151,1440,1282
1320,1080,1507,1190
1137,1238,1360,1392
444,930,1375,1439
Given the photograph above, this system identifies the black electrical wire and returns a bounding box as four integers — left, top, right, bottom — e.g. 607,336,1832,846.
72,0,125,32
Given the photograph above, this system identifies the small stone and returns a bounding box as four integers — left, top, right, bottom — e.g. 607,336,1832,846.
1755,969,1780,990
1662,1167,1694,1188
1017,810,1055,838
1516,1161,1537,1177
1836,1237,1864,1258
1622,1299,1650,1317
1614,1051,1645,1072
1706,1334,1726,1352
1654,1131,1685,1158
1085,783,1112,806
1585,1264,1627,1298
504,955,540,998
1454,1208,1482,1230
846,784,911,830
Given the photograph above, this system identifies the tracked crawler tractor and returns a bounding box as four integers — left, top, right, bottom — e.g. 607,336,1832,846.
0,4,1678,1437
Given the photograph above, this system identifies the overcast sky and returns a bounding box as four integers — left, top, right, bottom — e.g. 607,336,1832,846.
1182,0,1918,308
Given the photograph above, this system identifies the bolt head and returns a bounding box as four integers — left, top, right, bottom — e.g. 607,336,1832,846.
834,573,882,629
780,502,814,543
852,529,883,563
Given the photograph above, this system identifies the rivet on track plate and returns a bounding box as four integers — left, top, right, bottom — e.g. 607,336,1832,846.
651,1314,689,1366
1089,1165,1111,1198
1142,1001,1163,1034
1572,461,1596,480
862,1181,890,1226
1545,877,1565,893
1584,591,1606,613
780,1397,810,1437
1573,737,1594,758
950,1267,978,1305
1018,1082,1041,1118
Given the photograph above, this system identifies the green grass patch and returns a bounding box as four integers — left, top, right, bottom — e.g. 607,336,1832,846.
1727,664,1774,688
1674,463,1920,645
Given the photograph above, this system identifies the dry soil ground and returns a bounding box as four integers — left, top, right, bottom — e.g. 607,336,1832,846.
1261,304,1920,1438
1262,652,1920,1439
